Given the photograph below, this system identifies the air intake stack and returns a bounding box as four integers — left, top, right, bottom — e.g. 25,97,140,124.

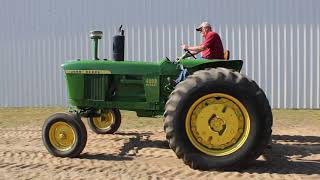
89,31,103,60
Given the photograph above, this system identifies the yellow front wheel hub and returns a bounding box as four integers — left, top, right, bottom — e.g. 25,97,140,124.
49,122,76,151
92,111,114,130
185,93,250,156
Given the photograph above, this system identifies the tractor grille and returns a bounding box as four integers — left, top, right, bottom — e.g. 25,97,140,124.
84,75,107,100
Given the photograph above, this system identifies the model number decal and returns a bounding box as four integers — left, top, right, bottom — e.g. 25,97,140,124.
145,79,157,87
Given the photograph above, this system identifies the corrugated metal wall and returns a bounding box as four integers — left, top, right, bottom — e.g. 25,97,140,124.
0,0,319,108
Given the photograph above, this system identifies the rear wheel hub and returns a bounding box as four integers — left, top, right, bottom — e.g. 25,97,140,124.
209,116,226,134
186,93,251,156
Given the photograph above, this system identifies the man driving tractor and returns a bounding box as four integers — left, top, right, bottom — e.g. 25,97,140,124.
181,22,225,60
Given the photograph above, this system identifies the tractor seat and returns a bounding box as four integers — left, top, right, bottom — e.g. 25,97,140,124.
224,50,230,60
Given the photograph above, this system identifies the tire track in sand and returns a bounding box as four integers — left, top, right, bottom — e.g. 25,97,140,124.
0,127,319,179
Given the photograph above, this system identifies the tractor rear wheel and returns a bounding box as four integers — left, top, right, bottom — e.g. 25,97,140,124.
164,68,272,170
42,113,87,157
87,109,121,134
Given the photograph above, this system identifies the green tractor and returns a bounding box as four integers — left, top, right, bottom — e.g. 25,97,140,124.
42,27,272,170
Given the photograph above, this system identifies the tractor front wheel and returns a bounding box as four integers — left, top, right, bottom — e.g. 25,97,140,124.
164,68,272,170
42,113,87,157
87,109,121,134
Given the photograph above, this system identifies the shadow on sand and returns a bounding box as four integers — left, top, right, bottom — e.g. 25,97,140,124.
79,132,320,175
79,132,169,161
240,135,320,175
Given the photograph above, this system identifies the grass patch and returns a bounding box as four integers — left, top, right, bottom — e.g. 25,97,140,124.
272,109,320,126
0,108,319,130
0,107,163,131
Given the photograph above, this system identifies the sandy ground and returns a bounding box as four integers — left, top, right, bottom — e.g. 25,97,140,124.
0,109,319,180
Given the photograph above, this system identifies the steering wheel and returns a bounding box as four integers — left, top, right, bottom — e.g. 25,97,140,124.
166,56,177,64
184,49,197,59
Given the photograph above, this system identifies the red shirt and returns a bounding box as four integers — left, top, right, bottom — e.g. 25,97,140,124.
201,31,224,59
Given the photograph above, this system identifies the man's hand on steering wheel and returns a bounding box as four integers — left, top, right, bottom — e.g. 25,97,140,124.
180,44,197,59
184,49,197,59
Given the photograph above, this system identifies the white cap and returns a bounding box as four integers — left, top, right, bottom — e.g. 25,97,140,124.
196,22,211,31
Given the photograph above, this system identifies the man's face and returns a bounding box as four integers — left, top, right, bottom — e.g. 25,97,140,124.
200,27,210,37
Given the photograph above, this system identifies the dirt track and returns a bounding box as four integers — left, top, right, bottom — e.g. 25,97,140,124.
0,110,319,179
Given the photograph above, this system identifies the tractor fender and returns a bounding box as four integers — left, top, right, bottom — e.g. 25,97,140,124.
179,59,243,73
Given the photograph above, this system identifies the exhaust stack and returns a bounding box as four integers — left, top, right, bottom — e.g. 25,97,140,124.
113,25,125,61
89,30,103,60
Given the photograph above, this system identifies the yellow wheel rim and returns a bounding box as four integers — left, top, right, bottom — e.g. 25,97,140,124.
92,110,114,130
185,93,250,156
49,122,76,151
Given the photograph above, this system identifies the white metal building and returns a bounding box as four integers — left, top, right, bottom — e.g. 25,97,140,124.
0,0,319,108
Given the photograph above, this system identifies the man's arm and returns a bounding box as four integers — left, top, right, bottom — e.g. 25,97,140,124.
181,44,207,54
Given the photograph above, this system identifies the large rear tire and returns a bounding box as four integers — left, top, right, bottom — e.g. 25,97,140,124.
164,68,272,170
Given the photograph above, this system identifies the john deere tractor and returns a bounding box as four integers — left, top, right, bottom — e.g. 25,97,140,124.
42,26,272,170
